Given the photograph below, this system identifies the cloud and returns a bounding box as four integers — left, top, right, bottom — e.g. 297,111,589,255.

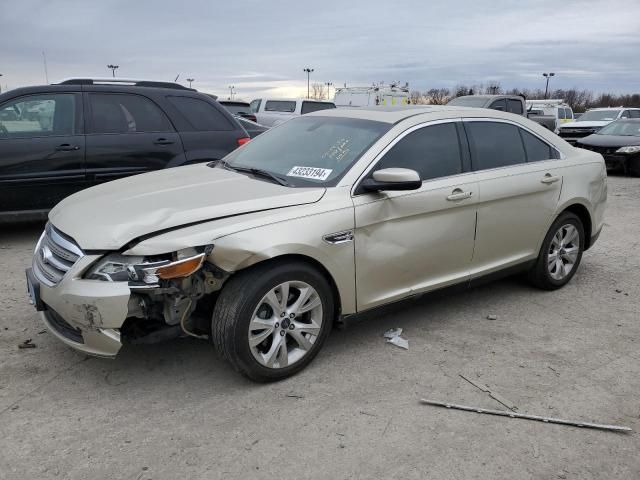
1,0,639,97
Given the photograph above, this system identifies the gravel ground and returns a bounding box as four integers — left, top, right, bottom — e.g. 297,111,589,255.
0,175,638,480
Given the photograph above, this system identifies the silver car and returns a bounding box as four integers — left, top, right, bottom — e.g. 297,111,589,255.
26,106,607,381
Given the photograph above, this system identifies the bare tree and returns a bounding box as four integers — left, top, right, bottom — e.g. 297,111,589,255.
485,82,502,95
426,88,450,105
310,83,326,100
409,90,423,105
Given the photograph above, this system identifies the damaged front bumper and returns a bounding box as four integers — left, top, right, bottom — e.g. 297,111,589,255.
27,253,131,358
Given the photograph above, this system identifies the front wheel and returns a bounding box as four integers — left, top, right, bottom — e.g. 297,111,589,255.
528,212,585,290
211,261,334,381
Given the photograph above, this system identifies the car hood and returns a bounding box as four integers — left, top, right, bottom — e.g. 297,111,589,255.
559,121,611,129
49,164,326,250
578,134,640,148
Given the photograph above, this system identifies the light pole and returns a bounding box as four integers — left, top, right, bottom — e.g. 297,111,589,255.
324,81,333,100
186,78,194,88
303,68,314,99
0,73,3,94
107,64,119,77
228,85,235,100
543,72,555,99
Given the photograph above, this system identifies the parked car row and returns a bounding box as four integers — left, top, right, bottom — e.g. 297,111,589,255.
0,79,337,220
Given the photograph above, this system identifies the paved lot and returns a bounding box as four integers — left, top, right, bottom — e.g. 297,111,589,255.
0,175,638,480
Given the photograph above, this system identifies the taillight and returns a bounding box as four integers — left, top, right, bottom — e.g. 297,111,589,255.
237,137,250,146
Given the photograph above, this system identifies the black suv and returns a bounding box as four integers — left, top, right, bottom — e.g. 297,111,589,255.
0,78,250,221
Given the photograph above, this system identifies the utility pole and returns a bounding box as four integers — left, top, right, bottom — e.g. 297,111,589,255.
228,85,235,100
303,68,314,99
324,81,333,100
107,64,119,77
186,78,194,88
543,72,555,99
42,51,49,83
0,73,3,94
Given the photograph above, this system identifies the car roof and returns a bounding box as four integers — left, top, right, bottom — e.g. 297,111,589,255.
305,105,502,124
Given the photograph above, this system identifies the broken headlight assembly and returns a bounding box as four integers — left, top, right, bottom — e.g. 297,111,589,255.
85,247,210,286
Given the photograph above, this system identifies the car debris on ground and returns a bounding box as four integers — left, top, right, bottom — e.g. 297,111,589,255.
459,374,518,411
420,399,632,432
384,328,409,350
18,339,36,349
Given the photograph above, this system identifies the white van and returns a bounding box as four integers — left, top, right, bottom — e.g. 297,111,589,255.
525,99,574,131
250,98,336,127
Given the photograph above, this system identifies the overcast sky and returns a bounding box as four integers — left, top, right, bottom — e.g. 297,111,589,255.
2,0,639,99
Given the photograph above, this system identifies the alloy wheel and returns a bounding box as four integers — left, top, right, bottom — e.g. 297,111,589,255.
248,281,323,369
547,224,580,280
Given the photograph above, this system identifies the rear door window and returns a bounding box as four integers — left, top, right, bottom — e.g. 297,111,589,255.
167,96,234,131
489,99,507,112
0,93,77,137
519,129,559,162
376,122,462,180
88,93,172,134
264,100,297,113
301,102,336,115
466,121,526,171
507,99,523,115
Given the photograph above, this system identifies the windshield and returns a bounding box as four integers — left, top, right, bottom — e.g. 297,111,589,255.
447,96,489,107
219,116,390,187
597,121,640,136
578,110,621,122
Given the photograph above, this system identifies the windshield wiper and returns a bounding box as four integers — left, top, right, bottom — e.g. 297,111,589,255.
225,164,290,187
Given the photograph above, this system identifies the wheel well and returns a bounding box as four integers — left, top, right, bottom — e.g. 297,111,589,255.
237,254,343,319
563,204,593,249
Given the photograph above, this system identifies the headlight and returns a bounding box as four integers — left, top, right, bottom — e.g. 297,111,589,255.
554,128,560,134
86,248,208,285
616,145,640,154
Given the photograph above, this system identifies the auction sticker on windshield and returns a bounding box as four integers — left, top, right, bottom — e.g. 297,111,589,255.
287,166,333,181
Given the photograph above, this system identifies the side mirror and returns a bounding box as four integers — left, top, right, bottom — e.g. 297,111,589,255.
360,168,422,193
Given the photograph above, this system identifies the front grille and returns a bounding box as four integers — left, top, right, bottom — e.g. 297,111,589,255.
579,145,620,155
559,128,597,139
33,223,83,287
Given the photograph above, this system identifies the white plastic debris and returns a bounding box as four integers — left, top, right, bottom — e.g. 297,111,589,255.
383,328,403,339
384,328,408,349
387,335,409,350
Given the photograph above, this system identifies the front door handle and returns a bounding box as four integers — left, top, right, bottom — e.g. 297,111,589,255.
55,144,80,151
153,138,175,145
446,188,473,201
541,174,560,184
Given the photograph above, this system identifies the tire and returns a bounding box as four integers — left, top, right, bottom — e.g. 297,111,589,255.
212,260,334,382
528,212,585,290
628,157,640,177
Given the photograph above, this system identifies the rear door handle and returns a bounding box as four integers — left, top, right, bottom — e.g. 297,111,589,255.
541,174,560,184
153,138,175,145
446,188,473,201
55,144,80,151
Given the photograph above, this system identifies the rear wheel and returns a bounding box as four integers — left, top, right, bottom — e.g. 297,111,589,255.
528,212,584,290
212,261,334,381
